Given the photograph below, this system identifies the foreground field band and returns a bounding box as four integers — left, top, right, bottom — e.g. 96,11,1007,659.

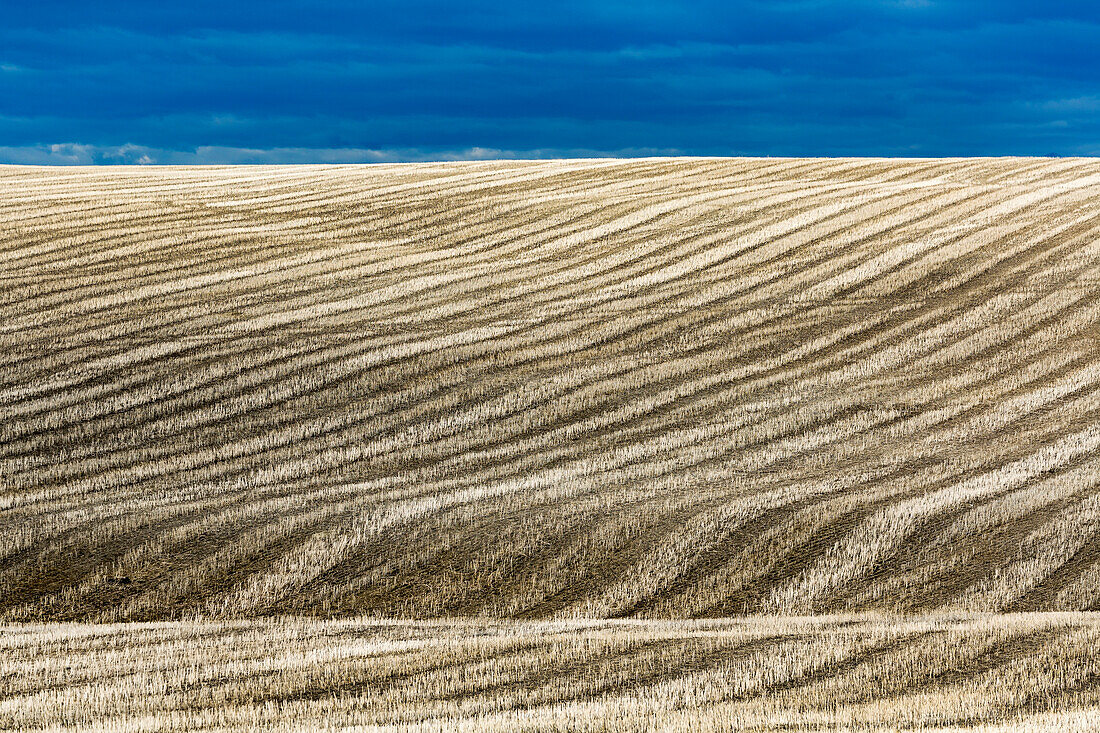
5,614,1100,731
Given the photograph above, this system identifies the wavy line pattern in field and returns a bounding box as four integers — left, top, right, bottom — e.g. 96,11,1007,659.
3,158,1100,621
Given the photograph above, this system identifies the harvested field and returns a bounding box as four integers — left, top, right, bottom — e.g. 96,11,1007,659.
5,157,1100,730
5,158,1100,620
6,614,1100,731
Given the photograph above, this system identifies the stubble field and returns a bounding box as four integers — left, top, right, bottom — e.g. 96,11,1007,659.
4,158,1100,729
7,613,1100,731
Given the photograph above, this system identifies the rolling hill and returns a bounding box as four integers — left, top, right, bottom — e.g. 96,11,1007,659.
4,157,1100,625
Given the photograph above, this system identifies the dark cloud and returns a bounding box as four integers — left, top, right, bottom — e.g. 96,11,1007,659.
1,1,1098,162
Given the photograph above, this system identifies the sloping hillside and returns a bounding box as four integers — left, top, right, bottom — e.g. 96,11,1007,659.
4,158,1100,621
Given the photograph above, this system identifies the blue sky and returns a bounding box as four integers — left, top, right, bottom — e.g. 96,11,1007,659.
1,1,1098,163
